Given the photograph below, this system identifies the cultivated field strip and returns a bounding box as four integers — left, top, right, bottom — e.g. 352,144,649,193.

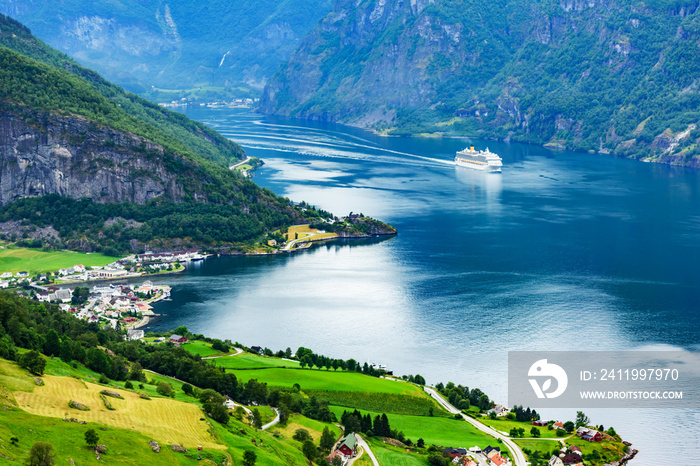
14,375,221,449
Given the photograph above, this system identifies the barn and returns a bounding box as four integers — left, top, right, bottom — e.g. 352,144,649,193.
337,433,357,457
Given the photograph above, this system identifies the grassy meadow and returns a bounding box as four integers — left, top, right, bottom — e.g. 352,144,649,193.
480,417,549,438
514,438,562,459
231,368,422,395
180,340,226,357
0,247,115,275
211,353,300,369
368,438,427,466
14,374,220,449
329,406,497,449
271,413,343,443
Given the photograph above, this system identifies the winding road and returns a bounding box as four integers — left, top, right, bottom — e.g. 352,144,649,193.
262,408,280,430
202,347,243,359
348,434,379,466
424,387,528,466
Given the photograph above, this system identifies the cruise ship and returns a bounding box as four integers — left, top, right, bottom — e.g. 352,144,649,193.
455,146,502,172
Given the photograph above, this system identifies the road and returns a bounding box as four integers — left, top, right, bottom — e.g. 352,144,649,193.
424,387,528,466
229,156,252,170
349,434,379,466
261,408,280,430
202,347,243,359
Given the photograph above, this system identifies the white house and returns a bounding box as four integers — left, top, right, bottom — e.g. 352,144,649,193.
127,329,144,341
1,272,13,279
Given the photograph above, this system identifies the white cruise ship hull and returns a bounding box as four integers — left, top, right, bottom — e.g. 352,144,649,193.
455,158,502,172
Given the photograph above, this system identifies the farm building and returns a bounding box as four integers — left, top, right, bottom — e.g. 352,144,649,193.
170,334,188,343
336,433,357,457
576,427,602,442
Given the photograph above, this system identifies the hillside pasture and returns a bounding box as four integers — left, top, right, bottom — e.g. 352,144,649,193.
271,413,343,443
0,406,220,465
0,247,115,274
329,406,497,449
231,368,422,395
212,353,300,369
14,375,220,449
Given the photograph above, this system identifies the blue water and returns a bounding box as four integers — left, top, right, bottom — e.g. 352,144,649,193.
148,107,700,464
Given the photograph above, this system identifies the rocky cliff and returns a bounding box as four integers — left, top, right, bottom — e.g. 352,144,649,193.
261,0,700,166
0,108,187,206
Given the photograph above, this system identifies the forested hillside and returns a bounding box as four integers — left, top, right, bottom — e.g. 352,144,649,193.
261,0,700,166
0,0,331,98
0,15,396,255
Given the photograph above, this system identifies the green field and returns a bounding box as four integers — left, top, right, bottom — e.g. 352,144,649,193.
514,438,561,459
227,367,441,415
231,368,423,396
271,413,343,443
181,340,225,358
329,406,497,449
0,406,222,465
0,247,115,275
368,438,426,466
480,417,546,438
211,353,300,369
0,356,316,465
567,436,627,465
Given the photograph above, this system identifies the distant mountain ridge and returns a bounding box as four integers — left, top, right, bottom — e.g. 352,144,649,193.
260,0,700,166
0,0,331,97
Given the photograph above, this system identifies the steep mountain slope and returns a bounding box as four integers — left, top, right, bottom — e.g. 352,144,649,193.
0,15,396,254
0,0,332,97
0,13,244,168
260,0,700,166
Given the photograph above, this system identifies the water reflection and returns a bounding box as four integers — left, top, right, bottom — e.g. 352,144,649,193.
454,167,503,215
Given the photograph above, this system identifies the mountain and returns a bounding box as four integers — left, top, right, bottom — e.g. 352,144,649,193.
0,14,394,254
260,0,700,166
0,0,331,98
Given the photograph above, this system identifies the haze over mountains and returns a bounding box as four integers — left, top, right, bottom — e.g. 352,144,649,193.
0,0,331,98
260,0,700,166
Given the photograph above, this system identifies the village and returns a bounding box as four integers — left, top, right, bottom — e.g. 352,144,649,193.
34,280,170,331
0,249,205,289
0,250,210,330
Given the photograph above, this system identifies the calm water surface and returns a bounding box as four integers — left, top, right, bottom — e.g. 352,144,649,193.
148,107,700,463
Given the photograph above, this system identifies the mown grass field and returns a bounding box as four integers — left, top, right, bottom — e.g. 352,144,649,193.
14,374,220,449
232,368,423,395
329,406,497,449
271,413,343,443
513,438,561,459
368,438,426,466
283,224,338,242
180,340,225,357
0,247,115,274
211,353,300,369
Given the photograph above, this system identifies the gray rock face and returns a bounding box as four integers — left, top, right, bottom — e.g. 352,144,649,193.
0,111,185,206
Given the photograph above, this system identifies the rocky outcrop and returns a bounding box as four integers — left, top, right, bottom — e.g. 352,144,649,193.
0,109,187,206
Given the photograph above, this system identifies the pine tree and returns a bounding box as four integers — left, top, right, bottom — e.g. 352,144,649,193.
320,426,335,452
44,330,60,357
